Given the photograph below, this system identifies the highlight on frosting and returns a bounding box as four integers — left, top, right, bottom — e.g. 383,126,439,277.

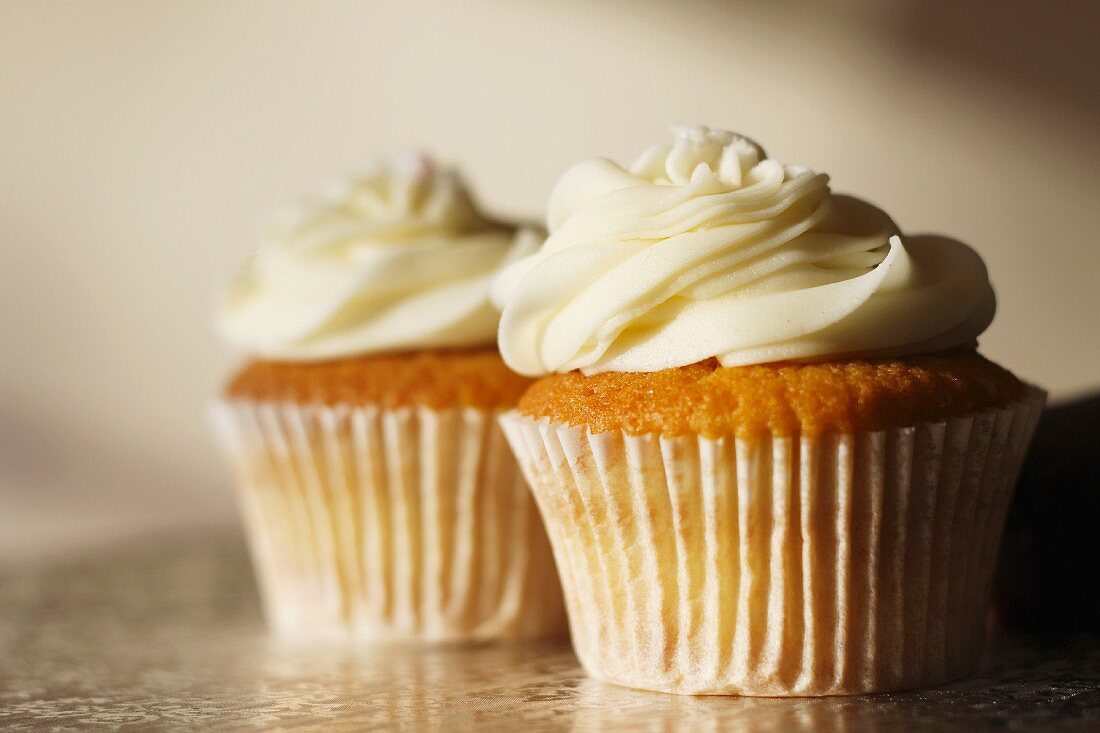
220,152,538,360
493,124,996,376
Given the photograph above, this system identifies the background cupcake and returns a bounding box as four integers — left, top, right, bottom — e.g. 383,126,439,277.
211,153,565,643
495,126,1043,694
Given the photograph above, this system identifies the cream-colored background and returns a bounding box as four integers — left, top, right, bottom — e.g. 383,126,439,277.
2,0,1097,556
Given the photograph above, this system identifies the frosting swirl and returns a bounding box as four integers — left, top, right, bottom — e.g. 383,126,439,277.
493,125,995,376
219,153,536,360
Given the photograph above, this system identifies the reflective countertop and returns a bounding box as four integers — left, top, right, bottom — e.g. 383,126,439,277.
2,533,1097,731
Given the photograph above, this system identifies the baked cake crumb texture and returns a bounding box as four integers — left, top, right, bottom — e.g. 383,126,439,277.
518,349,1027,438
226,348,532,409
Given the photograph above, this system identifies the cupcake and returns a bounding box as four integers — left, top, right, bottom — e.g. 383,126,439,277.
494,125,1043,694
211,153,566,642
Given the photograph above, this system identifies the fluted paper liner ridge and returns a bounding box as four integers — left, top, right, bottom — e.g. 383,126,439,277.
499,388,1044,694
211,400,566,642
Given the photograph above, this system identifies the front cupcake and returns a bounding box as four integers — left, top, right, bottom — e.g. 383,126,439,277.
211,153,565,642
495,126,1044,694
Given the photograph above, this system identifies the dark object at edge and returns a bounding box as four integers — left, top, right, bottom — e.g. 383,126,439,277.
995,392,1100,633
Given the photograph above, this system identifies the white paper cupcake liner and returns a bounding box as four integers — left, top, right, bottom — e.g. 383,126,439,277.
499,388,1044,695
210,400,566,643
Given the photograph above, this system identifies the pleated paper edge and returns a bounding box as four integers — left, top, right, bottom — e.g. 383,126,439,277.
499,387,1045,695
209,398,567,644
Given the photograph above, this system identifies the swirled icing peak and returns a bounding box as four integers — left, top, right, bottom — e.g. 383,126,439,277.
494,125,995,376
219,153,537,360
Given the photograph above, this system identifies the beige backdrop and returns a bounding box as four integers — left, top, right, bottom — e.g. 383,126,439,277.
2,0,1098,556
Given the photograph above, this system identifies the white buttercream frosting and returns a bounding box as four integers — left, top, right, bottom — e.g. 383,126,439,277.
493,125,995,376
219,153,537,360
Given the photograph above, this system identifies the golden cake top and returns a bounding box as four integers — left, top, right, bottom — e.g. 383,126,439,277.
226,348,532,410
517,349,1027,438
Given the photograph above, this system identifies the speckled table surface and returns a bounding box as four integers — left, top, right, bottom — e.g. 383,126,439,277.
1,533,1097,732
